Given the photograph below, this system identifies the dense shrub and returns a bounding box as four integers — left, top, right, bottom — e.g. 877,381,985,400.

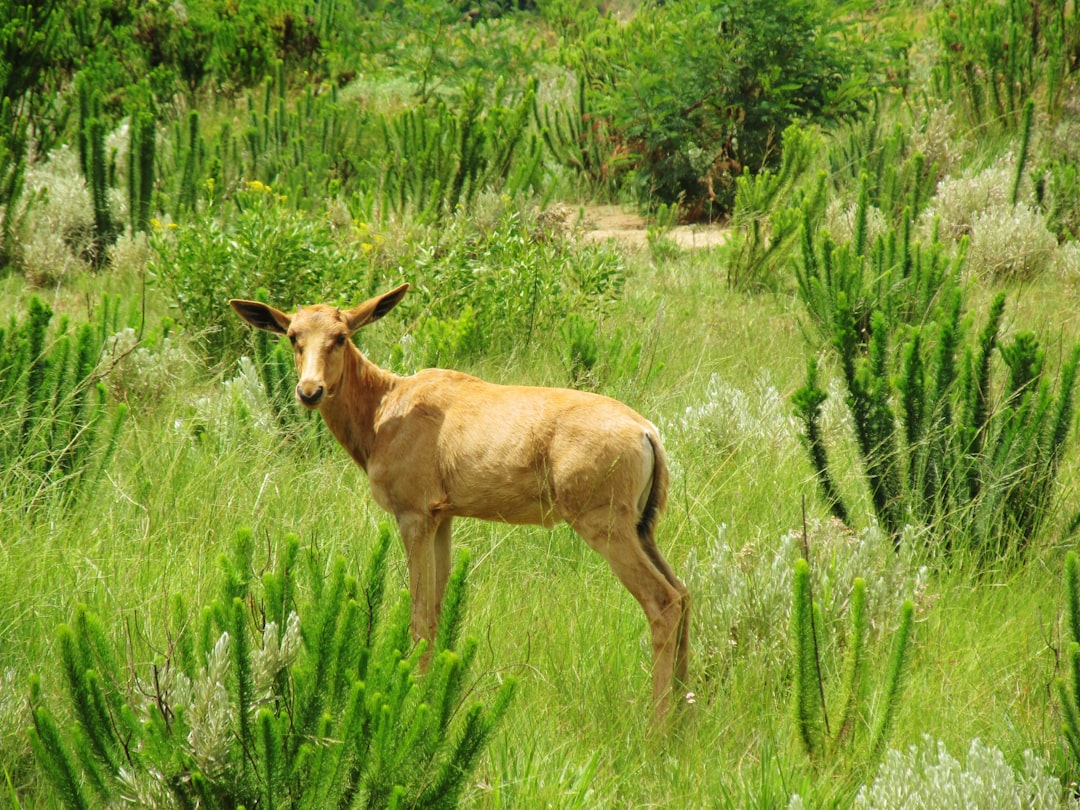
374,77,546,222
931,0,1080,127
725,123,827,290
394,202,626,364
795,213,1080,559
149,181,366,358
576,0,878,215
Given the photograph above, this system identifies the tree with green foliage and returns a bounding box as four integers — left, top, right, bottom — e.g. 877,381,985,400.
575,0,879,215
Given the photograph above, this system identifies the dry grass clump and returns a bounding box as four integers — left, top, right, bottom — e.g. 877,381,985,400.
908,102,971,181
107,228,153,275
1052,239,1080,277
824,196,889,247
19,225,86,288
685,517,928,679
19,147,95,284
101,327,199,406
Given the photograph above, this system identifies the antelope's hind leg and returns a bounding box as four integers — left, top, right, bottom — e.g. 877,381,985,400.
433,517,453,632
639,527,691,695
573,509,690,720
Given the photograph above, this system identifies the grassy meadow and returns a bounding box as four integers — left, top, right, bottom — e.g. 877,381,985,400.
5,229,1080,807
5,0,1080,807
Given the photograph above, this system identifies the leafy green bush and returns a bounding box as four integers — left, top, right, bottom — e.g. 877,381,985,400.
578,0,876,214
150,181,365,358
792,90,1078,559
401,205,626,360
212,72,368,212
726,123,826,291
557,311,663,392
397,307,481,372
29,525,515,809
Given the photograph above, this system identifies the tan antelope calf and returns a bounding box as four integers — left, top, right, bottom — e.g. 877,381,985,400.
230,284,690,719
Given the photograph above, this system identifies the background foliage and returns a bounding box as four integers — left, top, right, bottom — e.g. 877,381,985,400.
5,0,1080,807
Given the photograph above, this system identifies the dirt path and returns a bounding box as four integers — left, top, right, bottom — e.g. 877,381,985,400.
579,205,729,250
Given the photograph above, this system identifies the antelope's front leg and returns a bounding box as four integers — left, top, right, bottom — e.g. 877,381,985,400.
397,512,443,662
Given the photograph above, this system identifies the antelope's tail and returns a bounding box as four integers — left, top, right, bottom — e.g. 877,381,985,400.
637,431,669,542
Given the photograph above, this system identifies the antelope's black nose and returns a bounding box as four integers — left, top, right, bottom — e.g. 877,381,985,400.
296,384,324,407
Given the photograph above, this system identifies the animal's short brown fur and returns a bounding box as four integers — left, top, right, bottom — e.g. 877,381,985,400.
230,284,690,719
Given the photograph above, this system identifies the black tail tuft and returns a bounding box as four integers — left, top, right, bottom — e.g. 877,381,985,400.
636,432,666,541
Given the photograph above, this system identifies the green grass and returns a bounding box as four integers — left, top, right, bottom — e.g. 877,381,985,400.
5,236,1079,806
7,0,1080,803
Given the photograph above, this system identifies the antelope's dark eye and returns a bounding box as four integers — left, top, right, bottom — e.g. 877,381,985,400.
288,334,297,346
335,334,346,347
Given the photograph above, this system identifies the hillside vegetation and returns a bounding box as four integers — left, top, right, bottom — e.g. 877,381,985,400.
4,0,1080,806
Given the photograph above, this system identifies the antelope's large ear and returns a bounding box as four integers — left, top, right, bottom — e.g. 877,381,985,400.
344,283,410,332
230,299,292,335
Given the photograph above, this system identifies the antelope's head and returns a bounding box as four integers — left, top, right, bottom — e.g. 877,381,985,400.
230,283,409,409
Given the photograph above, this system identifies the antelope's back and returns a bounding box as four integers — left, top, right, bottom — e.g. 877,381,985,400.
379,369,661,524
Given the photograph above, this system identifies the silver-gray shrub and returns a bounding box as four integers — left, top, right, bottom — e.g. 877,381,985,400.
667,371,802,460
685,518,927,675
918,159,1062,281
824,196,888,251
102,327,197,407
919,162,1014,243
853,736,1072,810
907,102,971,182
967,204,1059,280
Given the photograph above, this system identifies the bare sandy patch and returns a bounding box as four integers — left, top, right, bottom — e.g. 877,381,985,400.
579,205,729,250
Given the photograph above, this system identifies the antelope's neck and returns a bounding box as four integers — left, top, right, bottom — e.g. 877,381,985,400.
319,347,396,471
